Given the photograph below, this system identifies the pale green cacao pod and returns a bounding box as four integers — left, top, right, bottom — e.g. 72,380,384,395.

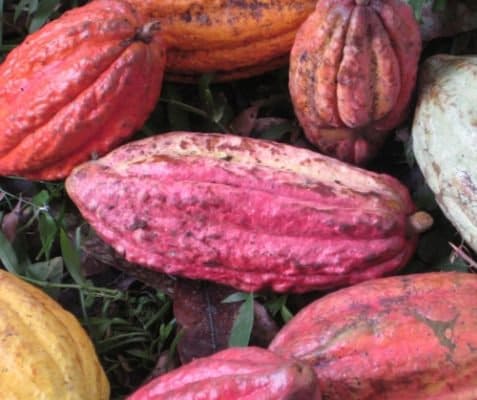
413,54,477,251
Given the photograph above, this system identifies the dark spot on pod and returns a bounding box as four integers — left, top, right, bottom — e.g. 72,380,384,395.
181,10,192,22
203,259,221,267
220,154,234,162
128,217,148,230
337,224,354,234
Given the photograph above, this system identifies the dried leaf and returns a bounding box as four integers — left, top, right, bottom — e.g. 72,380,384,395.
173,280,279,364
415,1,477,41
229,105,259,136
79,224,176,295
1,200,22,242
173,280,239,363
251,302,279,347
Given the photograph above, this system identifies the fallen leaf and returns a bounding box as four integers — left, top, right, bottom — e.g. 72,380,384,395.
79,223,176,295
229,105,260,136
1,200,22,242
173,280,279,364
173,280,239,363
416,1,477,41
250,302,279,347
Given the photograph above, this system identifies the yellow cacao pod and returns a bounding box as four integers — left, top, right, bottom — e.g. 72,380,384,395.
0,270,109,400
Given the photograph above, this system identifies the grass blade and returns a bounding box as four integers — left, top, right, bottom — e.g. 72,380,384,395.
59,228,87,286
0,229,20,274
228,292,254,347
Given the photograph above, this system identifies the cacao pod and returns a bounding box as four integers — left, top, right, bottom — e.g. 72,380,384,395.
128,347,320,399
270,272,477,399
0,0,166,180
290,0,421,164
413,55,477,253
124,0,316,82
0,269,109,399
66,132,431,293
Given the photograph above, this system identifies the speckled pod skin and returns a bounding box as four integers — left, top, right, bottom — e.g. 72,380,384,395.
128,347,320,399
124,0,316,82
66,132,426,293
290,0,421,164
269,272,477,399
413,55,477,253
0,270,109,399
0,0,166,180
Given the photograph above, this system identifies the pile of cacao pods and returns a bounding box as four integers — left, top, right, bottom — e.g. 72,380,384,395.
1,0,477,398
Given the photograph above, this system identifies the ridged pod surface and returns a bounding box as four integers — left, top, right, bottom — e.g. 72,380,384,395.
0,0,166,180
128,347,320,399
413,55,477,253
290,0,421,164
125,0,316,81
0,270,109,399
269,272,477,399
66,132,430,293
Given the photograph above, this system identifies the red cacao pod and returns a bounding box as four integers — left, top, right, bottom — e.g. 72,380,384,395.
0,0,166,180
128,347,320,399
65,132,431,293
269,272,477,399
290,0,421,164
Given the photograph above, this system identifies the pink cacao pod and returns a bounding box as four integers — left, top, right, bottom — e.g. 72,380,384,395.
65,132,432,293
0,0,166,180
269,272,477,399
128,347,320,399
290,0,421,164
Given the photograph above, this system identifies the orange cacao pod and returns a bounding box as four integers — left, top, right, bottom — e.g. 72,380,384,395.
269,272,477,399
128,347,320,399
65,132,431,293
290,0,421,164
124,0,316,82
0,0,166,180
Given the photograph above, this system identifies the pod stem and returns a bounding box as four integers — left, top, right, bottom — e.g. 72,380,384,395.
408,211,434,234
135,21,161,44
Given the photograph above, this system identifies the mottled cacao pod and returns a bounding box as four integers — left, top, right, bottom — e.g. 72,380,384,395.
413,55,477,253
0,270,109,399
128,347,320,399
124,0,316,82
0,0,166,180
290,0,421,164
66,132,431,293
270,272,477,399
